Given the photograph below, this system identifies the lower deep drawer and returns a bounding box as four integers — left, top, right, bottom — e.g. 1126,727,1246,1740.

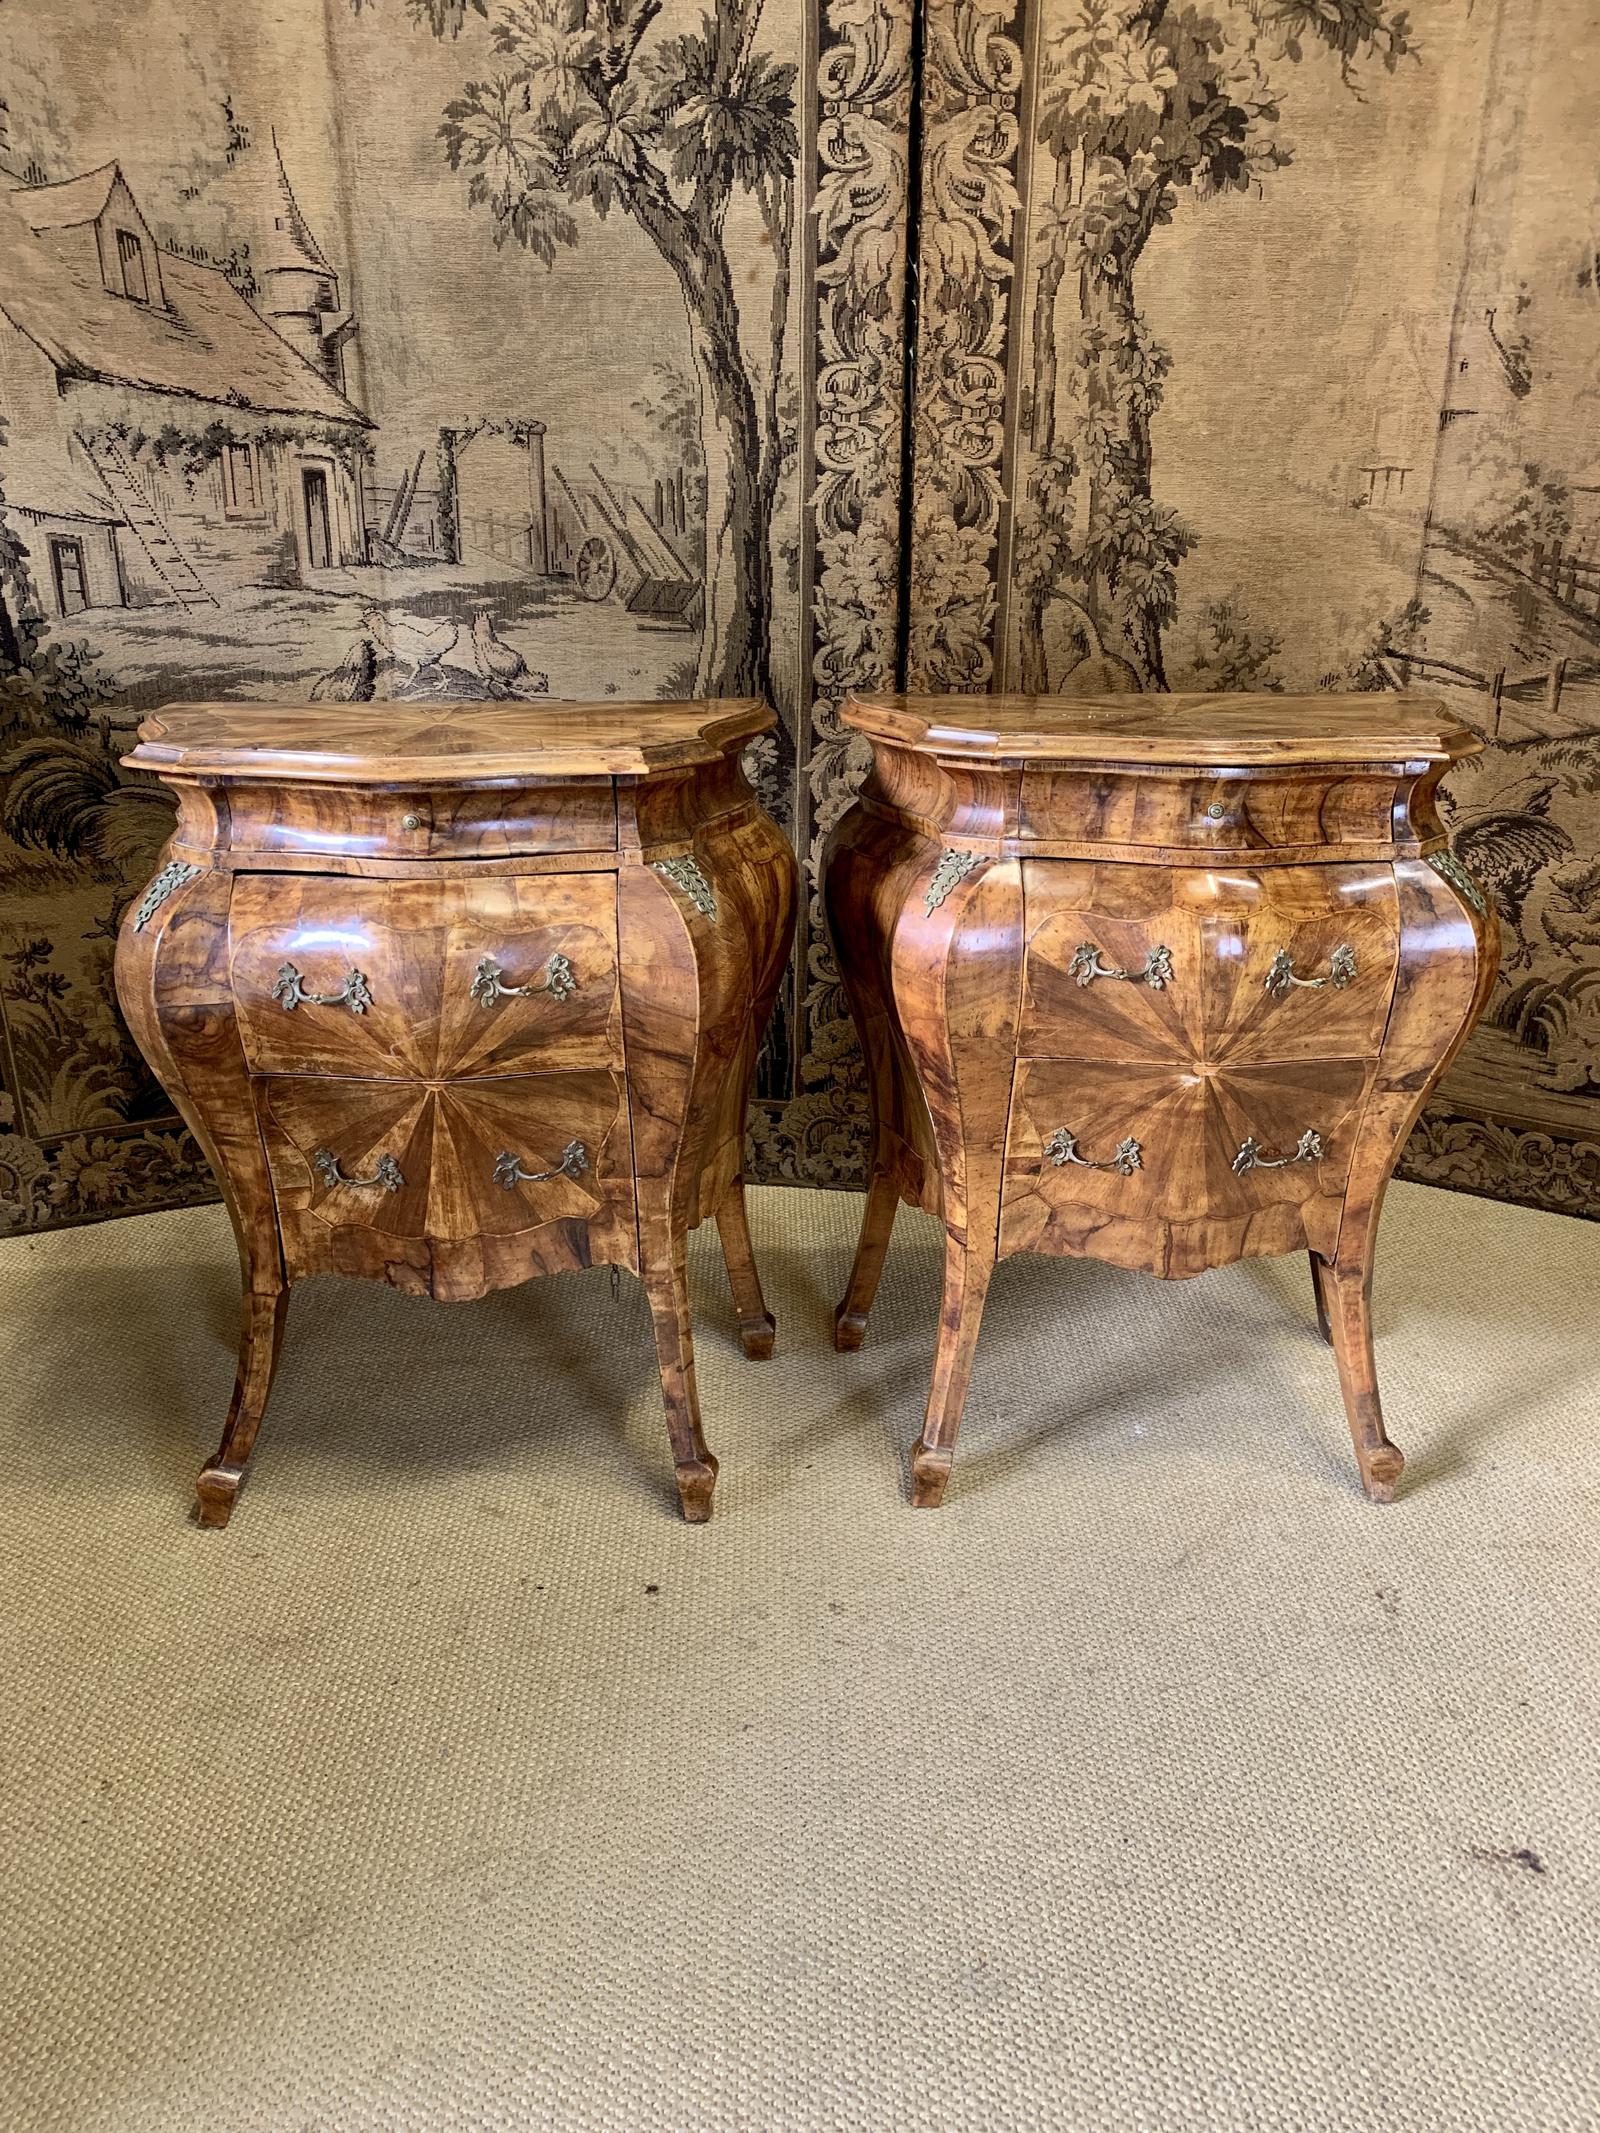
1000,1053,1376,1274
254,1069,636,1296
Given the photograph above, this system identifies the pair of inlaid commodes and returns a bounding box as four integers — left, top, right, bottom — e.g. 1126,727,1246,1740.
117,691,1494,1527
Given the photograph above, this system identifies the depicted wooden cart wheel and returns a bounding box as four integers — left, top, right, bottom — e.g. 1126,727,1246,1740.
574,536,617,602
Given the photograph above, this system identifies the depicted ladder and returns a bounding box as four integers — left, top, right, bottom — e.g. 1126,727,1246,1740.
77,433,219,610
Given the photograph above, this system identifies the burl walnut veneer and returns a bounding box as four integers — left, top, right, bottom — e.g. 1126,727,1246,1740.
115,699,796,1527
824,691,1498,1507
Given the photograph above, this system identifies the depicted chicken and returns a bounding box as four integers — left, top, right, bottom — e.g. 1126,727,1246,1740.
1447,773,1575,968
468,606,547,697
362,604,455,684
1541,854,1600,960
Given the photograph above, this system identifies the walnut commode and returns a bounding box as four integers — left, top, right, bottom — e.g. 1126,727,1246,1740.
116,699,796,1528
824,691,1497,1507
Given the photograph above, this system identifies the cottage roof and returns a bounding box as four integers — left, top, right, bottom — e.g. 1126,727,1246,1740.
263,132,335,279
2,429,120,525
14,163,120,233
0,183,370,428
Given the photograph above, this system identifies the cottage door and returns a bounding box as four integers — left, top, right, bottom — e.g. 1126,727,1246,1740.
50,538,88,617
302,468,333,571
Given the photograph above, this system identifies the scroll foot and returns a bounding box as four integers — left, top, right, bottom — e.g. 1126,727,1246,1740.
674,1453,719,1523
192,1289,288,1530
909,1437,952,1510
907,1234,991,1509
1358,1441,1405,1505
737,1312,776,1361
833,1303,870,1353
195,1463,244,1529
644,1238,719,1522
1322,1257,1405,1503
715,1179,777,1362
833,1167,900,1356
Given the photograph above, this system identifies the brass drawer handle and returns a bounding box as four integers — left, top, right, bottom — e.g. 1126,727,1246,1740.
470,952,577,1007
314,1149,404,1192
492,1139,590,1189
1068,941,1174,991
1043,1126,1143,1177
1232,1129,1324,1175
1263,944,1356,998
272,962,374,1015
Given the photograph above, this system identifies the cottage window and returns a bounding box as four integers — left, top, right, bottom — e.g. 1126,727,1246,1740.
116,229,149,304
222,442,264,519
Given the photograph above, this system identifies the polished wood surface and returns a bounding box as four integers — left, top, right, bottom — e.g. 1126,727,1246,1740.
116,699,797,1528
128,697,773,783
826,691,1497,1507
843,690,1480,766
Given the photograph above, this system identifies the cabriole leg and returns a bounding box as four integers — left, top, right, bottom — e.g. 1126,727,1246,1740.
909,1232,992,1509
1322,1257,1404,1502
714,1175,776,1361
833,1165,900,1353
1308,1251,1334,1346
643,1239,718,1522
196,1288,290,1528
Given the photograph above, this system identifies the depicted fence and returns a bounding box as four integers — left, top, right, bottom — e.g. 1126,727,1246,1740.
1377,648,1598,740
1530,539,1600,620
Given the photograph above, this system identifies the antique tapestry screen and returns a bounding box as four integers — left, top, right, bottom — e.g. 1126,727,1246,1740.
1,0,1597,1235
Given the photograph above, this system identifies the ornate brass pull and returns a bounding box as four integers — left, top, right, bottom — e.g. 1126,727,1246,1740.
1068,941,1174,991
314,1149,403,1192
272,962,374,1015
1231,1129,1324,1176
470,952,577,1007
492,1139,590,1190
1263,944,1356,998
1043,1126,1143,1177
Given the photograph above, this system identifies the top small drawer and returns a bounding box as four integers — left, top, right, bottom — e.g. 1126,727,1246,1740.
217,781,618,863
1020,860,1400,1064
229,872,622,1079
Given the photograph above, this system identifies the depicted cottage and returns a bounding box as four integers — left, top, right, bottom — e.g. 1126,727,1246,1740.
0,139,372,619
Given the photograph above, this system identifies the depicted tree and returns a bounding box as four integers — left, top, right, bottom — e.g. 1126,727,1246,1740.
632,359,709,539
360,0,797,702
1016,0,1418,692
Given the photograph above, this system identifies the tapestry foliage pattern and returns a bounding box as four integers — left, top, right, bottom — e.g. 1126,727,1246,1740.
906,0,1600,1220
0,0,1595,1231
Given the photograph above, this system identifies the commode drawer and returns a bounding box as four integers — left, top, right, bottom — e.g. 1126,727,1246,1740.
1020,861,1400,1065
229,873,622,1079
255,1068,629,1244
999,1050,1379,1278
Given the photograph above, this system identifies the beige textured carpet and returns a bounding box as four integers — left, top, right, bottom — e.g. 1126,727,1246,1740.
2,1184,1598,2133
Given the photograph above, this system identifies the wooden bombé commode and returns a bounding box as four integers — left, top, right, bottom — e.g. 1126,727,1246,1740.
824,691,1498,1508
115,698,797,1527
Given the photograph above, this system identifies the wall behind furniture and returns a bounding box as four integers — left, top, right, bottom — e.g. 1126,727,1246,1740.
1,0,1596,1234
902,0,1600,1220
0,0,911,1228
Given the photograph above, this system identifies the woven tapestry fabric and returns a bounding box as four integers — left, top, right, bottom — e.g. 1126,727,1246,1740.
2,1184,1598,2131
1,1,1598,1234
0,0,908,1229
905,0,1600,1219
